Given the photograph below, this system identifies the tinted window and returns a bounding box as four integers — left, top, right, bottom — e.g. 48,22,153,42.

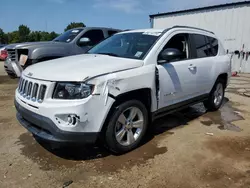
53,29,83,43
159,34,189,62
79,30,104,46
192,34,209,58
108,30,118,36
88,32,161,60
207,36,218,56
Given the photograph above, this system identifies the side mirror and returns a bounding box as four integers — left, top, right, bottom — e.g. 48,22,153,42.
158,48,184,63
79,37,91,46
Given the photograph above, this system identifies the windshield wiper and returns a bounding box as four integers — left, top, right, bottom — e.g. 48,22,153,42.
97,52,119,57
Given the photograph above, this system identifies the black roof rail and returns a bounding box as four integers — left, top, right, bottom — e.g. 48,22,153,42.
163,25,214,34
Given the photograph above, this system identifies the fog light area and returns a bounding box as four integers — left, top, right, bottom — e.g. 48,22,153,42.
55,114,80,127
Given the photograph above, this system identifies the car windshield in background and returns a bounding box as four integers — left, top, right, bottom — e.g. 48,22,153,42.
53,29,83,43
88,32,162,60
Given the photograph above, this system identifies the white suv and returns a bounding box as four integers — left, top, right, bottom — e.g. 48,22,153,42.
15,26,231,154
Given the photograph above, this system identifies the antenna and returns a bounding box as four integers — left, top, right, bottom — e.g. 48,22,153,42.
45,20,48,32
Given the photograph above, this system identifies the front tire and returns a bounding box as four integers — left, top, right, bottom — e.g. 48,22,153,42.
204,79,225,111
104,100,148,154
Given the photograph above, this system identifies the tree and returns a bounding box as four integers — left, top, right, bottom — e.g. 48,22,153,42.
64,22,85,32
0,28,4,43
40,31,51,41
2,24,60,44
49,31,59,40
0,28,8,44
29,31,41,42
18,25,30,42
8,31,19,44
0,28,5,43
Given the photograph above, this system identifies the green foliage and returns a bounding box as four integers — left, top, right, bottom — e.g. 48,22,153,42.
50,31,59,40
7,31,19,44
64,22,85,32
29,31,42,42
28,31,59,42
18,25,30,42
0,22,78,44
0,28,8,44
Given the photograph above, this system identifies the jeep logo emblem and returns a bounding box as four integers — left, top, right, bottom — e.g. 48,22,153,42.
27,72,33,77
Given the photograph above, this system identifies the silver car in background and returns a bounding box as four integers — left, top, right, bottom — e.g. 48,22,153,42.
4,27,121,78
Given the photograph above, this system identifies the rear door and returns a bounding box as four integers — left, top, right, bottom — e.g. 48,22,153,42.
189,34,218,94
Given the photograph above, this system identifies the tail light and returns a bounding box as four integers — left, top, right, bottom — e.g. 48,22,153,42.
0,50,8,60
1,50,7,55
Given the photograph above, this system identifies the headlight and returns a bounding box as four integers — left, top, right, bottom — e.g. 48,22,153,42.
53,82,94,99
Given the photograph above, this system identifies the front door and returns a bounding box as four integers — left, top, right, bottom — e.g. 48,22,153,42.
156,33,198,109
76,29,105,54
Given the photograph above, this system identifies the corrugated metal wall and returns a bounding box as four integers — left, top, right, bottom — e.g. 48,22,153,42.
152,4,250,73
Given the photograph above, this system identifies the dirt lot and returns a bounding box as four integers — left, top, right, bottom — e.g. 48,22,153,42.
0,61,6,76
0,74,250,188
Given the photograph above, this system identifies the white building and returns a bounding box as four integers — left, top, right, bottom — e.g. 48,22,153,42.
150,1,250,73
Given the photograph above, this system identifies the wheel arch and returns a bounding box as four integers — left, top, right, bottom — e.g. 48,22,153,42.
217,73,228,88
100,88,153,134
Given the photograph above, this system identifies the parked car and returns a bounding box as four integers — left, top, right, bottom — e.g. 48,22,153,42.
0,45,7,61
15,26,231,154
4,27,121,78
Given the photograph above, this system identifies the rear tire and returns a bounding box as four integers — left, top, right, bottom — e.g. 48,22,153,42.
104,100,148,154
204,79,225,111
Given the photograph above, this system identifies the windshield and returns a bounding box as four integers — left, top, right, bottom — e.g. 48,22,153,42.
88,32,162,60
53,29,83,43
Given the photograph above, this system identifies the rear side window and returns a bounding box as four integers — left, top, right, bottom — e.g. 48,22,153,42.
206,36,218,56
108,30,118,36
192,34,209,58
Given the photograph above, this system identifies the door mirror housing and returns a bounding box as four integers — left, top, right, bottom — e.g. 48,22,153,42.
158,48,184,64
79,37,91,46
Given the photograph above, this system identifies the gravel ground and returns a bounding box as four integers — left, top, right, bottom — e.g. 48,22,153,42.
0,61,6,76
0,74,250,188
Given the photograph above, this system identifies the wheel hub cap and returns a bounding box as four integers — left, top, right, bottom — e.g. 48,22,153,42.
115,107,144,146
214,83,223,106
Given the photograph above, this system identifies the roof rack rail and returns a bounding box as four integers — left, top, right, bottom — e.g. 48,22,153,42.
171,25,214,34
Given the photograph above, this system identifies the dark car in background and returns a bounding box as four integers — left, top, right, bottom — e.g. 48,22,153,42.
4,27,121,78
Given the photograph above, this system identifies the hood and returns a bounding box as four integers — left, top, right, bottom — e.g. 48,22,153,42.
5,41,69,50
23,54,144,81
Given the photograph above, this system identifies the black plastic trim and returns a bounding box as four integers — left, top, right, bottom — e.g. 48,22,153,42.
108,93,116,99
15,99,99,144
152,94,208,120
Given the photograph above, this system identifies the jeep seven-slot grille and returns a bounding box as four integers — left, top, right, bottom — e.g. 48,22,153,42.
18,78,47,103
7,49,16,61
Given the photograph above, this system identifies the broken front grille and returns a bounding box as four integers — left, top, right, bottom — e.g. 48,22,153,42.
7,49,16,61
18,78,47,103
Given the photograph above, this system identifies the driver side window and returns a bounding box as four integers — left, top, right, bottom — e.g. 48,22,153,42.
158,33,190,63
78,30,105,47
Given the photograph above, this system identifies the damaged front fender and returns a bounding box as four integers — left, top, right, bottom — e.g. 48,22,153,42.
87,65,158,112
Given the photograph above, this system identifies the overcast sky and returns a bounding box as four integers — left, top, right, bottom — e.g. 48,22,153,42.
0,0,247,33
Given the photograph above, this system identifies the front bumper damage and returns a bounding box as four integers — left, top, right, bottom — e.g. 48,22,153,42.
15,99,99,144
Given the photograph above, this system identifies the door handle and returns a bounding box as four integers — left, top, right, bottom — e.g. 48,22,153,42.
188,64,196,69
